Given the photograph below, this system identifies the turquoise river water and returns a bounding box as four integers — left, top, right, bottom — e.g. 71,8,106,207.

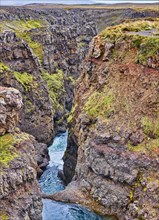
39,132,112,220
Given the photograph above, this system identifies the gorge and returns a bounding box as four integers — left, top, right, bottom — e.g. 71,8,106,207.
0,3,159,220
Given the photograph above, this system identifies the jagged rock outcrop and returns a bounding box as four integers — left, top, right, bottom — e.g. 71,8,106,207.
62,19,159,220
0,87,43,220
0,7,98,136
0,31,54,144
1,6,159,137
0,87,22,135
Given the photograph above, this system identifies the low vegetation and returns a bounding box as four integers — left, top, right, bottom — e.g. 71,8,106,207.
42,69,66,112
0,132,30,167
13,71,34,91
100,19,159,66
127,139,159,157
0,19,45,32
141,116,159,138
0,134,18,167
0,62,10,72
16,31,44,63
0,211,9,220
84,88,114,119
0,20,45,62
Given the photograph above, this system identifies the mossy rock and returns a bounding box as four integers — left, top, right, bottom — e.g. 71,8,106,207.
141,116,159,138
0,62,10,72
41,69,66,112
127,139,159,157
0,60,36,91
25,100,35,113
84,88,114,119
0,132,30,167
13,71,34,91
100,19,159,66
0,19,45,63
0,134,18,167
0,19,45,33
0,211,9,220
16,31,44,63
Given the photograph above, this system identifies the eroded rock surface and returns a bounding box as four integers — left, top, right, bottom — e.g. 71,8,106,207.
0,32,54,144
1,6,158,138
0,87,22,135
0,87,43,220
63,19,159,220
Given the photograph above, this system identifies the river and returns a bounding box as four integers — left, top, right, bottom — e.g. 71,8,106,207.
39,131,111,220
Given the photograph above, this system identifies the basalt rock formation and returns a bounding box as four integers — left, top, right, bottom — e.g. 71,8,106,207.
62,19,159,220
0,6,97,138
1,6,159,140
0,31,54,144
0,6,159,220
0,87,43,220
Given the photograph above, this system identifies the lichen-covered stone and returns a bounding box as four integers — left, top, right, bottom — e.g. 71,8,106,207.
0,87,22,136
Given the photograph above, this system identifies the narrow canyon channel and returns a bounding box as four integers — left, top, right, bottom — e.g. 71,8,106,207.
39,132,108,220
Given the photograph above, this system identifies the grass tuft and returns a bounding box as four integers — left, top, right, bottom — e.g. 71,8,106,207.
13,71,33,91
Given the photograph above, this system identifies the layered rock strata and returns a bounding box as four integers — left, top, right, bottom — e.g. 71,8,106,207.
62,19,159,220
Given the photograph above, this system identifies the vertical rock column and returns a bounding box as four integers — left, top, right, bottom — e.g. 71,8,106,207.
0,87,43,220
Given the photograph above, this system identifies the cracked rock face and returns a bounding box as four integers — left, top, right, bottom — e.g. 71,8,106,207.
63,21,159,220
0,87,43,220
0,86,22,135
0,32,54,144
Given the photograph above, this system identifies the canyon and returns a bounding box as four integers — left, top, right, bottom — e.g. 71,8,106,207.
0,4,159,220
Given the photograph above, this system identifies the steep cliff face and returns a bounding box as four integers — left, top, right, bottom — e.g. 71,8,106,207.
0,31,54,144
1,6,158,138
0,87,43,220
63,19,159,220
0,7,97,135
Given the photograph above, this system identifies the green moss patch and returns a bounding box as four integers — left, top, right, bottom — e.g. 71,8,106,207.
13,71,33,91
25,100,34,113
68,103,77,124
41,69,66,112
0,62,36,91
16,31,43,63
0,132,30,167
0,19,45,32
84,89,114,119
0,62,10,72
0,134,18,167
127,139,159,157
141,116,159,138
0,211,9,220
135,37,159,65
0,20,45,62
100,19,159,40
100,19,159,66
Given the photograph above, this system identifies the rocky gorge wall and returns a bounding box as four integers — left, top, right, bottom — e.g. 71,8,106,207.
1,6,159,141
62,19,159,220
0,87,43,220
0,6,98,138
0,6,159,220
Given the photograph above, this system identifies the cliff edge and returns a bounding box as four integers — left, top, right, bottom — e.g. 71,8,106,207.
61,19,159,220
